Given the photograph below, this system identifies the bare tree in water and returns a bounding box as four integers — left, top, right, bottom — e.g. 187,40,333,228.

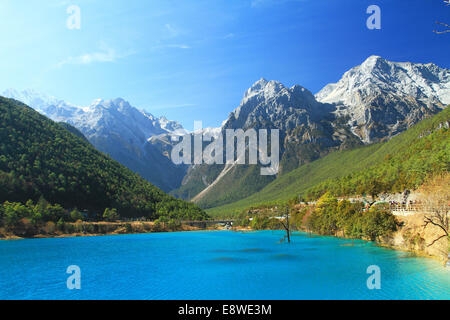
434,1,450,34
279,206,291,243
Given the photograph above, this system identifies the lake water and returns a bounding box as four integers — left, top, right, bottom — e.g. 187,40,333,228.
0,230,449,300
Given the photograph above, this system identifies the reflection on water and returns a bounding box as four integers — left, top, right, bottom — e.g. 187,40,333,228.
210,247,267,253
270,254,298,260
239,248,266,253
210,257,247,263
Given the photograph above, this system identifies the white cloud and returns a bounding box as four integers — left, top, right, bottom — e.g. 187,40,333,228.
152,103,197,110
251,0,305,8
150,44,191,51
51,0,71,7
57,43,132,67
165,44,191,49
154,24,190,49
165,23,181,38
224,33,235,39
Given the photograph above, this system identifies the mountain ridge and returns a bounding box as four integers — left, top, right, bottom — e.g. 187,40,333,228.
1,89,188,191
316,55,449,143
0,96,207,220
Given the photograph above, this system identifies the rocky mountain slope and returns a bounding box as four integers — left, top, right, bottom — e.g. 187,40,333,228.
173,78,362,207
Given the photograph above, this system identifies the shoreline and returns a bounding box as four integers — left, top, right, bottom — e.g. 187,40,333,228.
236,220,449,266
0,221,225,241
299,229,448,265
2,220,447,267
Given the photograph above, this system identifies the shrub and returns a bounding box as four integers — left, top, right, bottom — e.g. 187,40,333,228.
103,208,120,222
43,221,56,234
70,209,84,222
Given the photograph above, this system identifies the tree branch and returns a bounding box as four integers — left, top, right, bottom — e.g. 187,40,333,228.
423,216,449,236
279,220,288,231
427,234,448,247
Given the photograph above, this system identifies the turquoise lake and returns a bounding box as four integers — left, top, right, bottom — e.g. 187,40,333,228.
0,230,449,300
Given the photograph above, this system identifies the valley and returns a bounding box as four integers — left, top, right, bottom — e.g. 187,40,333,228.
1,56,448,242
3,56,449,215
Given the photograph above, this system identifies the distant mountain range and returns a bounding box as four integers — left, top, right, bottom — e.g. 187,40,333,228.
1,90,188,192
0,96,206,220
3,56,449,208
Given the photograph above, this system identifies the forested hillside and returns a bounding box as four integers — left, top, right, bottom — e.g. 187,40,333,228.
0,97,207,221
208,107,449,217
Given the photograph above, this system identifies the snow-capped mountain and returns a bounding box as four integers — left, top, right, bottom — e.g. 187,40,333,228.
174,77,360,205
174,56,449,207
223,78,329,131
2,89,186,138
2,88,83,119
158,116,186,134
1,89,188,191
316,55,450,142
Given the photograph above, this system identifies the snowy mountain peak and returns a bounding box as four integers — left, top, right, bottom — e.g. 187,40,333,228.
2,88,66,112
362,54,383,65
91,98,134,112
1,89,186,138
244,78,285,100
291,84,315,99
251,77,268,89
366,54,382,61
91,98,104,106
316,56,450,143
244,79,317,104
224,77,330,133
316,56,450,106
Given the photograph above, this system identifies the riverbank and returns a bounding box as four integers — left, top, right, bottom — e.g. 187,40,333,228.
379,213,449,264
330,213,449,264
233,207,449,266
0,220,225,240
304,212,449,265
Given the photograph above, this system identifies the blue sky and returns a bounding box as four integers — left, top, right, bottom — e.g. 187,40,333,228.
0,0,449,129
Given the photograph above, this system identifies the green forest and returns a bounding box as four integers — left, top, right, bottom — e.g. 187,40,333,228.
304,193,398,241
305,115,449,201
234,193,398,242
0,97,208,225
